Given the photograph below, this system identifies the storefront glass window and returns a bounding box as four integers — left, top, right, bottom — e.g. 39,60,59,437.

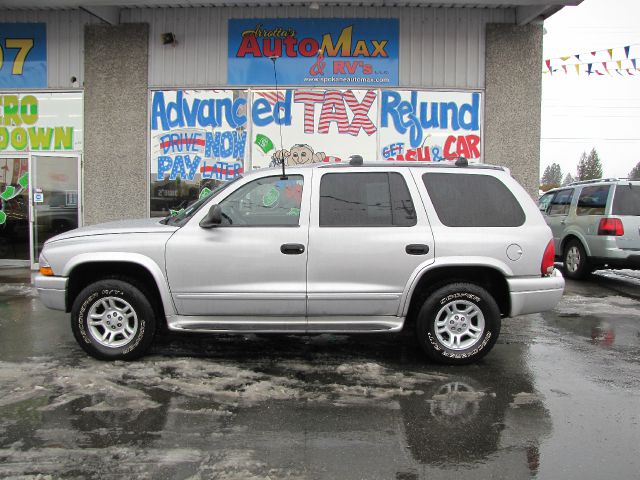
149,90,249,217
0,158,30,261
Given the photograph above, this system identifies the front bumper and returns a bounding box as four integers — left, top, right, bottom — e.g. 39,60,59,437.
34,274,68,311
507,269,565,317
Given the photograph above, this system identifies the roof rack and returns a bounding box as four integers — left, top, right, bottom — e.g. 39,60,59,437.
316,161,505,171
568,177,629,186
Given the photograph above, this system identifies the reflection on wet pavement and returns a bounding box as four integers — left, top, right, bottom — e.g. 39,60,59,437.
0,269,639,479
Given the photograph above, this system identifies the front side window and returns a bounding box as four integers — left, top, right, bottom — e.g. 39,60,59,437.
577,185,611,216
219,175,303,226
319,172,416,227
548,189,574,216
538,192,554,213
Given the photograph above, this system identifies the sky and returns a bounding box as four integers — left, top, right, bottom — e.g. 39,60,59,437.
541,0,640,180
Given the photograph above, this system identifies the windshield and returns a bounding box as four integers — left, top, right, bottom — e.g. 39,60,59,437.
162,176,243,226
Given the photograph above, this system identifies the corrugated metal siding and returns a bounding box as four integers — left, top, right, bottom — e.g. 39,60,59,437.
0,9,99,88
122,6,514,89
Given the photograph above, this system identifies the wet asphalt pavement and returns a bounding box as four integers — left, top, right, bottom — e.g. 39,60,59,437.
0,269,639,479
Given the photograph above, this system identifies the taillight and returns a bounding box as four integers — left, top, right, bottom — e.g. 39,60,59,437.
541,239,555,276
598,218,624,236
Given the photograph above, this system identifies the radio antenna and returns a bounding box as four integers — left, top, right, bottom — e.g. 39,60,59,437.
270,56,286,179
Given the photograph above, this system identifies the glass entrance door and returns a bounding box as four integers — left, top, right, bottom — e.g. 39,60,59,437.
30,155,81,267
0,156,30,264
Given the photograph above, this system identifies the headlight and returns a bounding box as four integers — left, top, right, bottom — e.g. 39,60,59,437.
38,252,54,276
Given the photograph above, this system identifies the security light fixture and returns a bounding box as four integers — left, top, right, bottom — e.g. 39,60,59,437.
161,32,176,45
309,2,320,10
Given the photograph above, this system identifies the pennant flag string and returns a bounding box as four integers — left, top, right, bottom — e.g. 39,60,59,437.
543,57,640,75
545,43,639,64
543,65,640,77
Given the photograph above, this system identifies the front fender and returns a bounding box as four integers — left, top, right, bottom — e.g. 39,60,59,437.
63,252,176,316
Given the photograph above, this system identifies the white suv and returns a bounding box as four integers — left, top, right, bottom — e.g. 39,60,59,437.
36,160,564,364
539,179,640,279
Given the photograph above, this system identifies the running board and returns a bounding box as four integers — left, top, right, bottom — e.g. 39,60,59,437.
166,315,404,333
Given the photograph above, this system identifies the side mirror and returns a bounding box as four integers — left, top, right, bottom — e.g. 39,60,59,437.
199,204,222,228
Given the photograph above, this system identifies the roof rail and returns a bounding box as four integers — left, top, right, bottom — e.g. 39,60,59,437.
568,177,626,186
316,161,505,171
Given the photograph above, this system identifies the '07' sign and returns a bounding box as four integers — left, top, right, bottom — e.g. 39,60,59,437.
0,23,47,89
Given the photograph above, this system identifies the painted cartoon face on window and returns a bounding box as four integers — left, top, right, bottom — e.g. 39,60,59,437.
271,144,326,166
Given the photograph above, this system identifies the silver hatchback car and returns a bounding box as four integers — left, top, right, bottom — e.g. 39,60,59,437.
539,179,640,279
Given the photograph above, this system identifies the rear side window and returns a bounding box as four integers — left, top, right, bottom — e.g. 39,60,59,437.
577,185,611,216
320,172,416,227
612,184,640,216
548,189,574,216
422,173,525,227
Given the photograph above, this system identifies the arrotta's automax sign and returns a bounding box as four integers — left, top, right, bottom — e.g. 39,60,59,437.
228,19,399,86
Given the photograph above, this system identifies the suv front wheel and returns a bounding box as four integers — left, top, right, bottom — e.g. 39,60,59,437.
71,279,157,360
416,283,501,365
563,239,592,280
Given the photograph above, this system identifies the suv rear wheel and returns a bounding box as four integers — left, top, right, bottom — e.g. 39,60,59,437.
416,283,500,365
563,239,591,280
71,279,157,360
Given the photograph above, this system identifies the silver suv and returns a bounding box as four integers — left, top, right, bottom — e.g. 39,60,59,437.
539,179,640,279
36,161,564,365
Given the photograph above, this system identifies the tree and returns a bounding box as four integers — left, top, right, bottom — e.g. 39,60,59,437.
577,148,603,180
562,173,575,186
629,162,640,180
540,163,563,190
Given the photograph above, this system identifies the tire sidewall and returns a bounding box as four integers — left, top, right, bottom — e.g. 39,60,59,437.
563,239,589,280
417,284,500,365
72,280,156,360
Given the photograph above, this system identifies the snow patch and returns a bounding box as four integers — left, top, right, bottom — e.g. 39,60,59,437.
509,392,544,408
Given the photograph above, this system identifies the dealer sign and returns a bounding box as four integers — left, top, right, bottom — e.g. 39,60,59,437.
228,18,399,86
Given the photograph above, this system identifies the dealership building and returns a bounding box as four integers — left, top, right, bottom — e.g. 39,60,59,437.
0,0,579,267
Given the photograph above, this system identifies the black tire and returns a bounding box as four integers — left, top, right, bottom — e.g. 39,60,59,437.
563,239,591,280
71,279,157,360
416,283,500,365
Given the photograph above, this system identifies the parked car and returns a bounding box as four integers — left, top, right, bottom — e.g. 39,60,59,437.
35,159,564,364
538,179,640,279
